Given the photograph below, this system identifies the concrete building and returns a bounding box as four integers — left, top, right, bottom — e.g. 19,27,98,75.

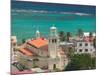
75,32,96,55
75,41,95,54
11,36,18,63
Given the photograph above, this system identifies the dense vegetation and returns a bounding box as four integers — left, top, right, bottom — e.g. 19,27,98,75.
64,54,96,71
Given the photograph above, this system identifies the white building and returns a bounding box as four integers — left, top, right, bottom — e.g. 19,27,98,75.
75,32,96,55
11,36,18,63
83,32,96,37
75,41,95,54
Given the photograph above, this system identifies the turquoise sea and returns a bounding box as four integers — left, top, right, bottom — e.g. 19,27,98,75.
11,1,96,43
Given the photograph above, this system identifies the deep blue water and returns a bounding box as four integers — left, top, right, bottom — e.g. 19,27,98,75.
11,1,96,14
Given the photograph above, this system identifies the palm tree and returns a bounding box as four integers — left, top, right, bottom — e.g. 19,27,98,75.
77,29,83,37
22,38,26,44
89,32,93,42
59,31,65,41
66,32,72,42
67,47,74,59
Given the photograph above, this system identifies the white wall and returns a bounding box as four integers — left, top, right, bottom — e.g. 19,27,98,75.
75,42,95,54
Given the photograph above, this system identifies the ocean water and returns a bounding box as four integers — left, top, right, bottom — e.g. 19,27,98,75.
11,1,96,43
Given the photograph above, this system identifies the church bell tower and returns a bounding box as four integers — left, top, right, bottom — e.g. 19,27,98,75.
48,25,59,58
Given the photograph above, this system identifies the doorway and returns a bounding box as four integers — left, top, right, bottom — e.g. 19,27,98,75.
53,64,56,70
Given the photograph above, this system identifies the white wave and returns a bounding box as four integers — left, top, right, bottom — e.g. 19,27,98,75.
11,9,92,16
59,12,91,16
74,12,91,16
59,12,73,14
12,9,49,13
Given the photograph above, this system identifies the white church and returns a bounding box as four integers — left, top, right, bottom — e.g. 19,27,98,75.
12,26,68,71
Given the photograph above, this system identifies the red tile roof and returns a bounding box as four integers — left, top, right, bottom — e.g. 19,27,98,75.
19,48,33,56
83,36,94,42
28,38,48,48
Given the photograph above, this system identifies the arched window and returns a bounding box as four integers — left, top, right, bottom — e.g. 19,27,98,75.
53,64,56,70
85,43,88,46
52,39,55,43
79,49,82,52
55,39,57,43
79,43,82,46
85,49,88,52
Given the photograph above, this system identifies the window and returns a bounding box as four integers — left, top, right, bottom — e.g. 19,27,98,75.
85,43,88,46
52,39,57,43
91,43,93,46
11,39,14,42
41,51,43,55
53,64,56,70
52,39,55,43
90,49,92,51
54,39,57,43
49,39,50,42
85,49,88,52
79,49,82,52
79,43,82,46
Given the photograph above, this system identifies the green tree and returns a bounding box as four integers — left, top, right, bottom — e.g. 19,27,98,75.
22,38,26,44
66,32,72,42
89,32,93,38
89,32,93,42
67,47,74,59
91,57,96,69
59,31,65,41
77,29,83,37
64,54,96,71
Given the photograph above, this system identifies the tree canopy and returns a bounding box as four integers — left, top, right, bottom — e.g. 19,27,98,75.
64,54,96,71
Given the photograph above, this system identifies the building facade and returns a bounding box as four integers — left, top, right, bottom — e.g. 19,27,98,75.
75,41,95,54
74,32,96,55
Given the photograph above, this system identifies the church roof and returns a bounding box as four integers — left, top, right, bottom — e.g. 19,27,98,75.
19,48,34,56
28,37,48,48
